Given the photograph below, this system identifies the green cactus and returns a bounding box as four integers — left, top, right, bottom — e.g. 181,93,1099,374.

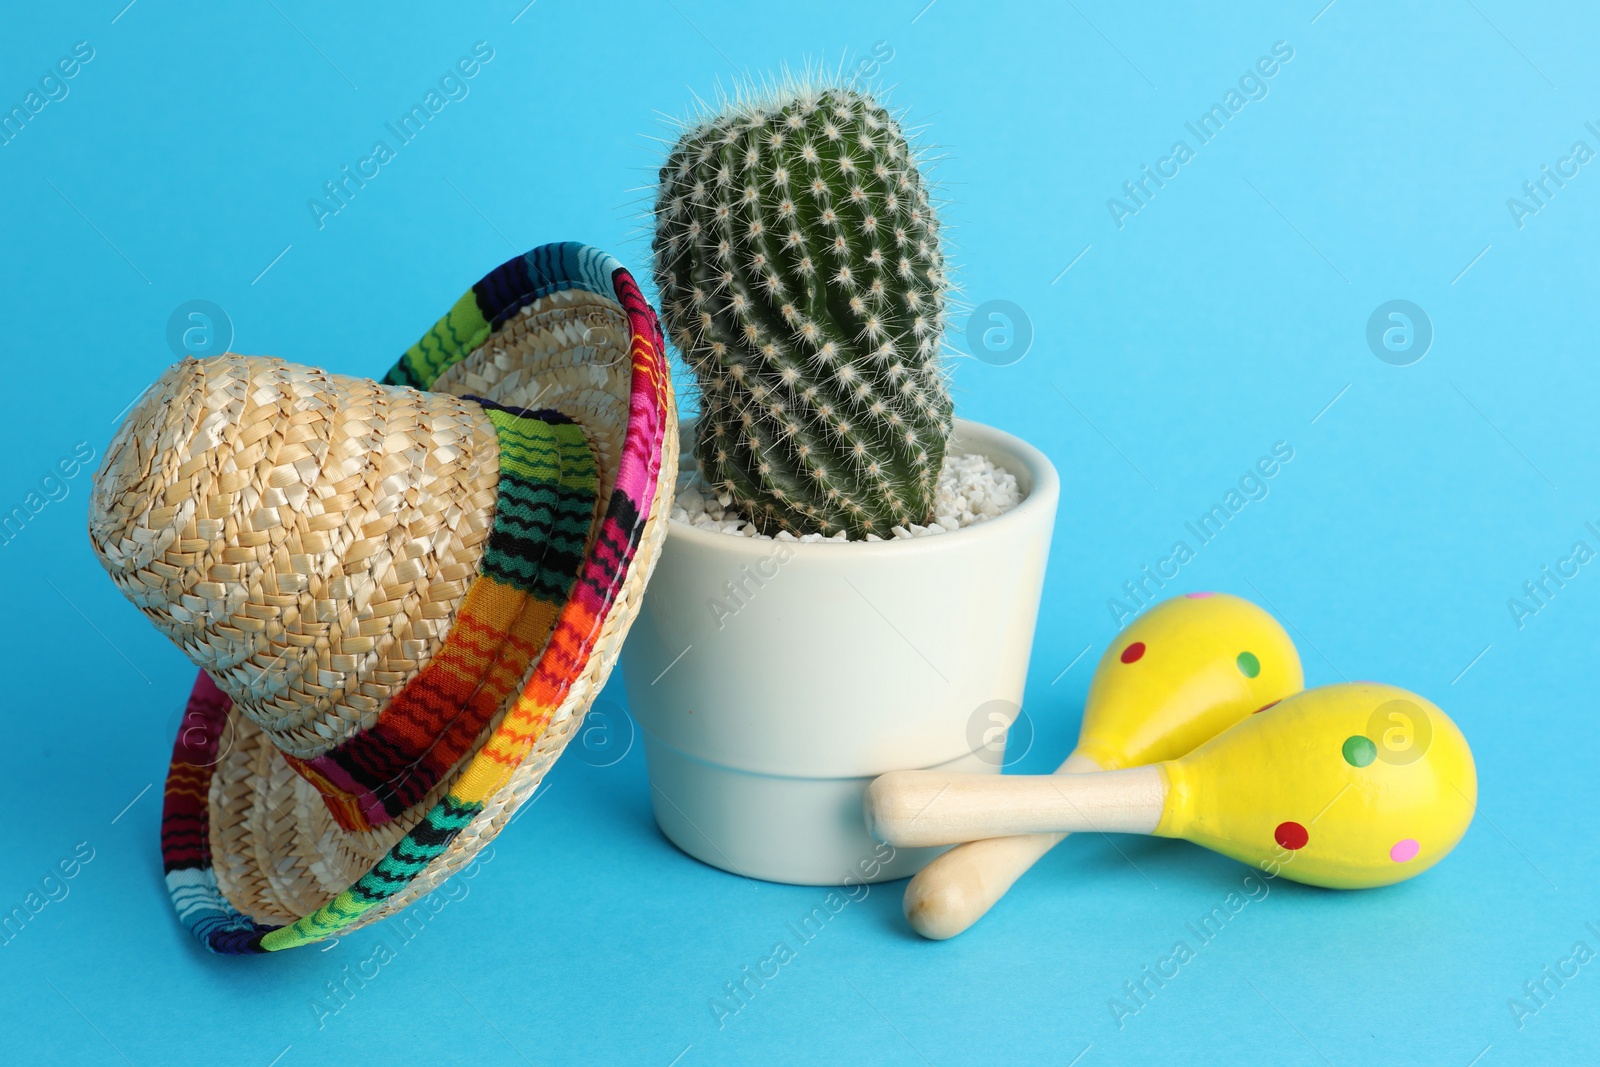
653,82,954,539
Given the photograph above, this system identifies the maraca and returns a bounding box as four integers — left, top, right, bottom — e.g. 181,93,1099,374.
904,592,1303,939
869,683,1476,889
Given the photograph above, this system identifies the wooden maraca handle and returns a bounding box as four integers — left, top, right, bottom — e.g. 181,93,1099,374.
865,765,1167,848
903,751,1101,940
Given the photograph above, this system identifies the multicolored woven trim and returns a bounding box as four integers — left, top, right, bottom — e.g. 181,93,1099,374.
160,242,671,954
279,403,595,831
384,242,625,391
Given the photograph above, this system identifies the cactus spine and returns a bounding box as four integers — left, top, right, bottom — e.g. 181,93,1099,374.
653,83,953,539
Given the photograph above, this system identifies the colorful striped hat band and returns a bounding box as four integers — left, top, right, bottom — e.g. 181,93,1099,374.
277,401,598,833
89,243,676,953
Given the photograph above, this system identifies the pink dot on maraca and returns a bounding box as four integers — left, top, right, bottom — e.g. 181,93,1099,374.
1390,838,1420,863
1185,591,1214,598
1120,642,1146,664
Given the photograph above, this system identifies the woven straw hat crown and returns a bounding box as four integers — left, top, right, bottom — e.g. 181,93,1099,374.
90,354,505,760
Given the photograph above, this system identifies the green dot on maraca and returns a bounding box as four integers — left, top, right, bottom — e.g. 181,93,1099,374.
1342,735,1377,767
1236,651,1260,678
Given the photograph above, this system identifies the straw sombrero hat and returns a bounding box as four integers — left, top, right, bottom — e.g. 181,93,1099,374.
88,242,676,954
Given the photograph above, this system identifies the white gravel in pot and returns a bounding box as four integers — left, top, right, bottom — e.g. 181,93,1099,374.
669,450,1023,542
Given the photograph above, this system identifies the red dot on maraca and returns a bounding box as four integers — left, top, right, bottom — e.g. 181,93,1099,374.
1274,821,1308,850
1120,641,1145,664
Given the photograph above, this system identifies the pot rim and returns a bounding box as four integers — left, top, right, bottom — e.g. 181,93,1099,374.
662,416,1060,558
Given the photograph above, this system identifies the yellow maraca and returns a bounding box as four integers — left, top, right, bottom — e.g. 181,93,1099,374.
906,592,1303,939
869,682,1476,889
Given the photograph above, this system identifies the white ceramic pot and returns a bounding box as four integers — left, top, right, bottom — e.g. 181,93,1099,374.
620,418,1060,885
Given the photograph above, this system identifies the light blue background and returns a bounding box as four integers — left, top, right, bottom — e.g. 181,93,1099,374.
2,1,1596,1064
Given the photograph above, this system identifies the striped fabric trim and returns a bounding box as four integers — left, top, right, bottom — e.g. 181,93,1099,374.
278,405,596,831
159,243,671,954
384,242,624,391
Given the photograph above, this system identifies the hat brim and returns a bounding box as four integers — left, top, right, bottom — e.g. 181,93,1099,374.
160,244,677,953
